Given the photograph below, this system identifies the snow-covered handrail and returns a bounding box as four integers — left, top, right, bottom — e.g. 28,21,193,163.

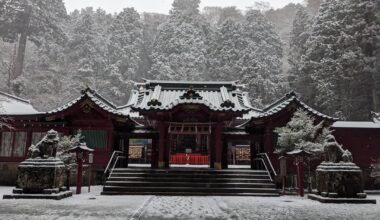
257,153,277,182
104,150,123,175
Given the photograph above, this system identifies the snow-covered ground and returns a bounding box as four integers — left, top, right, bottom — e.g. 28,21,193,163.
0,186,379,220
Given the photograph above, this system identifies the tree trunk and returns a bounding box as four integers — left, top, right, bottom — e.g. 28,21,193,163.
11,5,31,80
12,32,27,79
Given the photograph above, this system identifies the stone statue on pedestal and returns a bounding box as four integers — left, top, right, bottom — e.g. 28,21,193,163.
3,129,72,200
315,135,366,199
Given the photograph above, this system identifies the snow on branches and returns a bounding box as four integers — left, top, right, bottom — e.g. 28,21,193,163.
274,108,331,155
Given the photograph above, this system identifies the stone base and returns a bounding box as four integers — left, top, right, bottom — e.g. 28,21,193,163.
308,194,376,204
3,190,72,200
16,158,65,193
316,162,364,197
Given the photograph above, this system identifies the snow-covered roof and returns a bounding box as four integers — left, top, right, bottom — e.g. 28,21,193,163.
130,79,253,113
332,121,380,129
0,91,40,115
47,87,128,117
238,91,337,127
259,91,337,120
372,112,380,123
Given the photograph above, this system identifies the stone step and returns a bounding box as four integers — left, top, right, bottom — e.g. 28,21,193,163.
107,177,272,184
103,186,279,194
101,191,280,197
104,181,276,188
109,172,271,179
113,168,267,175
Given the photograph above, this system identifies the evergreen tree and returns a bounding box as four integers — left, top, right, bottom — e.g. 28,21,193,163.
66,8,108,92
274,108,331,154
208,18,245,81
288,6,311,92
149,0,211,80
106,8,144,104
0,0,67,84
301,0,379,119
240,10,285,107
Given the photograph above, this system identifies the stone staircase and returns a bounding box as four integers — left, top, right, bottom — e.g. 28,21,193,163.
101,168,279,196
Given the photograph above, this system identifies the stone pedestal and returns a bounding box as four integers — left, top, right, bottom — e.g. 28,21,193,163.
16,158,65,193
3,158,72,200
308,162,376,204
316,162,364,198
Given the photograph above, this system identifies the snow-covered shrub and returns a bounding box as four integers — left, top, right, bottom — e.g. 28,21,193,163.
274,108,331,155
57,130,84,171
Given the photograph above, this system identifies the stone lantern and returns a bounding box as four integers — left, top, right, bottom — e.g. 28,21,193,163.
68,143,94,194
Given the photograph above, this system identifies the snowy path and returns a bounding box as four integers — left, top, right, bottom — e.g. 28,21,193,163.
1,186,379,220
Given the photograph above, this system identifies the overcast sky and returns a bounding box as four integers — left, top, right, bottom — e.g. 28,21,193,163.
63,0,305,14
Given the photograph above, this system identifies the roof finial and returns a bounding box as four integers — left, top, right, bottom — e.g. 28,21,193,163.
81,85,95,95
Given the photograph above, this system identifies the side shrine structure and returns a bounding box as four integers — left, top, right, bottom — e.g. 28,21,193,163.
0,80,379,188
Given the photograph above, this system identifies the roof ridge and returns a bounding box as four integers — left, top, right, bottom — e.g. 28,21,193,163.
263,91,297,111
0,91,31,104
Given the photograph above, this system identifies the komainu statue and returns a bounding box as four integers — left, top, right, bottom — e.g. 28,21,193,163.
323,135,353,163
27,130,59,159
314,135,367,199
3,129,72,199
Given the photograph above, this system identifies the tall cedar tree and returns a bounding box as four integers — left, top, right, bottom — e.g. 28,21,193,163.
106,8,144,105
241,10,285,107
288,6,311,93
0,0,67,85
149,0,211,80
301,0,379,120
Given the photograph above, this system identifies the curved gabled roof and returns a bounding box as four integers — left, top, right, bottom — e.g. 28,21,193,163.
239,91,338,127
46,87,130,119
0,91,40,115
130,80,253,113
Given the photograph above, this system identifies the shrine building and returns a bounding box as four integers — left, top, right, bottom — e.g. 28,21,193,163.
0,80,379,189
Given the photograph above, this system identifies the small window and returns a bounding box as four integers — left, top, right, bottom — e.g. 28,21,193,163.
81,130,106,149
0,132,13,157
13,132,27,157
0,131,27,157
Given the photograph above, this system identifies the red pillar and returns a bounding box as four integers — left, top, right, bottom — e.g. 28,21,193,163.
214,122,223,169
250,135,256,169
264,126,274,153
296,159,304,197
76,158,83,194
158,121,166,168
151,136,158,169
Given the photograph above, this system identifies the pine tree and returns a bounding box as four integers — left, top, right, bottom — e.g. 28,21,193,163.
274,108,331,154
149,0,211,81
240,10,285,107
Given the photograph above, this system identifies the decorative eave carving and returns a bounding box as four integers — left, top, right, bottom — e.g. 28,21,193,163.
221,100,235,108
180,86,202,100
147,99,162,106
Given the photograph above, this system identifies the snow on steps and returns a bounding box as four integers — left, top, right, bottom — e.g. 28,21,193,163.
101,168,279,196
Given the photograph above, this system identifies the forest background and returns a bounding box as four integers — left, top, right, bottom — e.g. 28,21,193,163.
0,0,379,120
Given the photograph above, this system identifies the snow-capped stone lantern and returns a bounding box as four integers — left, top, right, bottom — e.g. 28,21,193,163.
3,130,72,200
68,142,94,194
308,135,376,203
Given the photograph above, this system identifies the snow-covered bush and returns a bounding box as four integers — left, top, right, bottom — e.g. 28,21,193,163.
274,108,331,155
57,130,84,171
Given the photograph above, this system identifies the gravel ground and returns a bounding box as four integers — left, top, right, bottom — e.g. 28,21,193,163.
0,186,379,220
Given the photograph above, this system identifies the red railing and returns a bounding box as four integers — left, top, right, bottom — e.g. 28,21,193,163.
170,153,209,165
